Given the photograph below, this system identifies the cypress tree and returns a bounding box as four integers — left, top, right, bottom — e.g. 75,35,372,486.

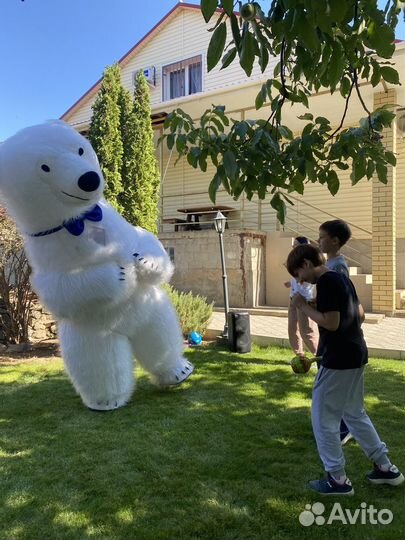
119,71,160,233
88,64,124,212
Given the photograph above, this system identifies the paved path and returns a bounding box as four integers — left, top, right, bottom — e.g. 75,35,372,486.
207,311,405,359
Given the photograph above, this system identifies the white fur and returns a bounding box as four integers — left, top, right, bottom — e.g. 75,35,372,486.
0,120,193,410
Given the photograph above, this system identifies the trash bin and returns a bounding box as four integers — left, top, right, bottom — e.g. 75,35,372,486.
228,311,251,353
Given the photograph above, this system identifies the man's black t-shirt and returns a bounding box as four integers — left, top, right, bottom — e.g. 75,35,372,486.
316,271,368,369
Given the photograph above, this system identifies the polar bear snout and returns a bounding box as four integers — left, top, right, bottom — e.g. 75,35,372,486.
77,171,101,192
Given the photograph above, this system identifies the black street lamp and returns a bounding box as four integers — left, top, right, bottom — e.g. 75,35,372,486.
214,211,230,338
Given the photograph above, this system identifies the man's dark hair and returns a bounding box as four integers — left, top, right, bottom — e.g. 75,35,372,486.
286,244,325,277
295,236,310,245
319,219,352,247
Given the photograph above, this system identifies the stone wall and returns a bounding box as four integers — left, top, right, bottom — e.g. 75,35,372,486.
159,229,266,308
28,299,57,342
0,296,56,344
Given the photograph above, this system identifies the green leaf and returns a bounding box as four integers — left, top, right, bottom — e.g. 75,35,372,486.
221,47,237,69
366,22,395,59
326,170,340,195
240,30,256,77
350,156,367,184
298,113,314,121
328,41,345,89
207,22,227,71
201,0,218,23
384,150,396,166
370,63,381,87
230,13,241,51
209,171,222,202
167,133,175,150
296,16,319,51
340,76,352,98
376,162,388,184
223,150,238,180
220,0,233,16
259,43,269,72
380,66,400,85
270,192,286,224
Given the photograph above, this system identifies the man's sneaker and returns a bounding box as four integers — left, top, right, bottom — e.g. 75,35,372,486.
340,432,354,446
308,474,354,496
367,464,405,486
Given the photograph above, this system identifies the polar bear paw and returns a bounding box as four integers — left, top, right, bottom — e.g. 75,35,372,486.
152,360,194,388
133,252,172,284
86,397,128,412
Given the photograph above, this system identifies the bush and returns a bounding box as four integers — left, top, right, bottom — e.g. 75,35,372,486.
0,210,33,344
164,285,213,338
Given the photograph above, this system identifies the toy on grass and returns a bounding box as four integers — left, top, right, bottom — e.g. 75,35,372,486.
290,355,319,374
188,331,202,346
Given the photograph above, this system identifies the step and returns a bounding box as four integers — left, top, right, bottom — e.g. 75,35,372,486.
214,307,385,324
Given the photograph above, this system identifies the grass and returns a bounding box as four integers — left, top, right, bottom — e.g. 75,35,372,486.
0,343,404,540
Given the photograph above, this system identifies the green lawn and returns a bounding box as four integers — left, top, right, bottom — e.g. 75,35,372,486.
0,344,404,540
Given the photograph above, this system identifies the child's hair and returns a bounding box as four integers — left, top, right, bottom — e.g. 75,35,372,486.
295,236,310,245
286,244,325,277
319,219,352,247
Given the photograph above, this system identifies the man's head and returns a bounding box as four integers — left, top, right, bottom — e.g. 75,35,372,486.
286,244,325,284
318,219,352,254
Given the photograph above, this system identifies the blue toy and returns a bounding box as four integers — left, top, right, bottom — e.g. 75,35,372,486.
188,331,202,346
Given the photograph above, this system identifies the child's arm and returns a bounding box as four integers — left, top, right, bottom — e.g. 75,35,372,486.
291,294,339,331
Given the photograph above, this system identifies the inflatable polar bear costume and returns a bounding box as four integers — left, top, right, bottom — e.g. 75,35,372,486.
0,120,193,410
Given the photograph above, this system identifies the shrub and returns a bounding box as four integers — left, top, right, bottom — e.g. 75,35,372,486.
0,210,33,344
164,285,213,338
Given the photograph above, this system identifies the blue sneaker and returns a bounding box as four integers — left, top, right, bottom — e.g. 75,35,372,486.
308,473,354,496
367,464,404,486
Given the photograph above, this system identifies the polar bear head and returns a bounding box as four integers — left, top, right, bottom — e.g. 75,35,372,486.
0,120,105,234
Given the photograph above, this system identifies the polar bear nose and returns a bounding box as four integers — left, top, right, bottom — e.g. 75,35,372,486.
77,171,100,192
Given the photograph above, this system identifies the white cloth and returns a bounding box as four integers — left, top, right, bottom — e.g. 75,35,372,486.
290,277,316,301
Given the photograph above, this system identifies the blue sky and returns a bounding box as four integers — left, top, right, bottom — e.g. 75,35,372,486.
0,0,403,142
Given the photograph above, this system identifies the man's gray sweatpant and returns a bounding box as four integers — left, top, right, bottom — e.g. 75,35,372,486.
312,365,388,475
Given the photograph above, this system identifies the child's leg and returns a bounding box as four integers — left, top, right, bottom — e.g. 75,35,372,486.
311,367,347,477
297,309,319,355
288,303,303,355
342,366,389,464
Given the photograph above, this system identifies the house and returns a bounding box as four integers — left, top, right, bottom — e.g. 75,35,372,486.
61,2,405,314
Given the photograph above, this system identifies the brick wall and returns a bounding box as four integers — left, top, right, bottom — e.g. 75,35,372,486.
372,89,396,313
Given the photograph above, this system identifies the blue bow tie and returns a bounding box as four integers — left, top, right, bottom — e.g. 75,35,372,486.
31,204,103,237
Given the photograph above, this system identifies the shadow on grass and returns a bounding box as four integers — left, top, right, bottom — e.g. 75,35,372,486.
0,344,404,540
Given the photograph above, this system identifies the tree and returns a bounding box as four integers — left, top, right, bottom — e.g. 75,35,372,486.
162,0,403,222
119,71,160,233
0,210,32,344
88,64,124,212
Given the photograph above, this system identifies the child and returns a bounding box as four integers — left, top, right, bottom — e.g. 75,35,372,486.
284,237,318,357
287,244,404,495
318,220,352,445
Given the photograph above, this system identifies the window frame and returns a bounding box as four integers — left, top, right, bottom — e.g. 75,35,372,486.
162,54,203,102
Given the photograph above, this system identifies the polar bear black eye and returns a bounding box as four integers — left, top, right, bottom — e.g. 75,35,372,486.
41,164,50,172
78,148,84,156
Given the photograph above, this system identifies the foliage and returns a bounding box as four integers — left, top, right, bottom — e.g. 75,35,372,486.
162,0,403,222
163,284,213,337
0,347,404,539
0,211,33,343
119,72,160,233
88,64,124,212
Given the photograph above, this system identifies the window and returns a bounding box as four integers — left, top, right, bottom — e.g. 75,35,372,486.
163,55,202,101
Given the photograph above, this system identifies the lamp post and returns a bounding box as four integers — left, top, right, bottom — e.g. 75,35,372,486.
214,211,230,338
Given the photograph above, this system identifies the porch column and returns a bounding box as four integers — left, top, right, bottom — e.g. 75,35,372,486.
372,89,396,314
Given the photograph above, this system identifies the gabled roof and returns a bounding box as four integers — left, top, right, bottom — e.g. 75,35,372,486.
60,2,202,121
